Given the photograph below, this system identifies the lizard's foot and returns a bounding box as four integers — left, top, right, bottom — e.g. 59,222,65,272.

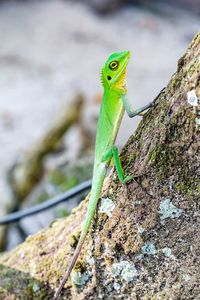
122,175,133,184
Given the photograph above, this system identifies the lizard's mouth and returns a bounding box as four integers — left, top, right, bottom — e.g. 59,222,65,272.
119,53,130,76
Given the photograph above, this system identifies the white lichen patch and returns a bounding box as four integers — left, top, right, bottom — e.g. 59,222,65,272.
111,261,138,283
32,283,40,292
162,247,175,259
135,254,144,261
187,89,198,106
159,198,183,221
142,242,157,255
71,270,91,286
86,248,95,266
99,197,115,217
137,226,145,235
113,282,121,290
183,274,191,282
195,117,200,125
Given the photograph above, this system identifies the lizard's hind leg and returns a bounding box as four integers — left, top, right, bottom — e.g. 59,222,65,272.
102,146,132,184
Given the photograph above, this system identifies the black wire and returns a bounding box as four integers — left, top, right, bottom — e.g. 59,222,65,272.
0,179,92,225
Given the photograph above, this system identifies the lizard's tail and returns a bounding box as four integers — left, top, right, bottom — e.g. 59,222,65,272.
54,164,106,300
53,235,86,299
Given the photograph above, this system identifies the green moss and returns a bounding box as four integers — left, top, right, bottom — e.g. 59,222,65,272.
0,265,51,299
149,145,167,176
69,231,81,248
73,260,88,275
149,146,162,162
171,75,182,90
175,178,200,196
188,64,196,77
126,150,138,164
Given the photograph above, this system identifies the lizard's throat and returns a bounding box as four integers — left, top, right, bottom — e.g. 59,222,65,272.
114,70,127,93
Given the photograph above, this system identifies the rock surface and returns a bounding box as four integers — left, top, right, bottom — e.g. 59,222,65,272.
0,32,199,299
1,0,199,252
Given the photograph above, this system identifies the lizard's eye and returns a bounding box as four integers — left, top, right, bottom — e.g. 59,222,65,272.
109,60,119,71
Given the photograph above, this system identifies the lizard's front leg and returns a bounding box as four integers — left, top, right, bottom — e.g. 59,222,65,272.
121,94,154,117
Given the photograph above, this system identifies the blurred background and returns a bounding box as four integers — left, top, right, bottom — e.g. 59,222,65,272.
0,0,199,251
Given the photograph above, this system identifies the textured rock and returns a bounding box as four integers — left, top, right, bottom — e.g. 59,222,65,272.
0,32,199,299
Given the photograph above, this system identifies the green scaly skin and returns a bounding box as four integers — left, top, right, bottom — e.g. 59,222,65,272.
54,51,153,299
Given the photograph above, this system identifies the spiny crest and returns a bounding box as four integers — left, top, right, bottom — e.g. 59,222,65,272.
100,68,104,86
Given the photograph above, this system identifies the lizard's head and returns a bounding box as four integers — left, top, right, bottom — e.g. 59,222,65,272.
101,50,130,94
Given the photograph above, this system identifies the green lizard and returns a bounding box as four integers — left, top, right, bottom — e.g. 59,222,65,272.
54,51,153,299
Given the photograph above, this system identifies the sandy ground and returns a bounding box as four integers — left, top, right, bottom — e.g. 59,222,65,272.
0,0,199,203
